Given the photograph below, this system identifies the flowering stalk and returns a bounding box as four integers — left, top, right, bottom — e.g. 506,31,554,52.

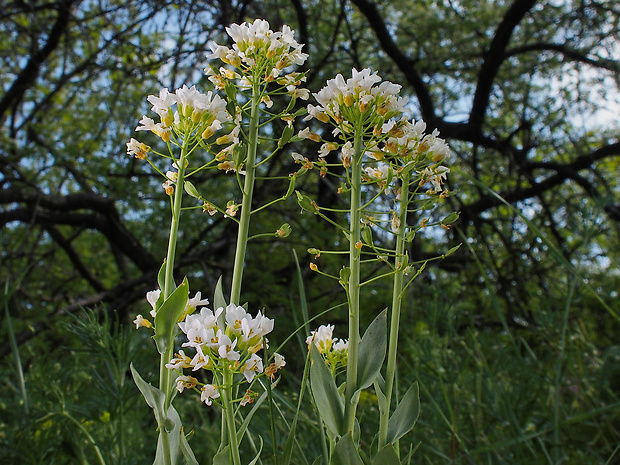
230,80,260,305
344,130,363,433
221,365,242,465
160,139,189,407
378,168,410,450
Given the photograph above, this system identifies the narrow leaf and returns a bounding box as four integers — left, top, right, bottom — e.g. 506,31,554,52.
354,310,387,397
386,381,420,444
310,345,344,437
213,276,227,328
157,261,166,293
213,446,231,465
247,436,264,465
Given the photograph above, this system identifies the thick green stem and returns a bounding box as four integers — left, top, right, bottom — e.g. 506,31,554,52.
344,133,364,434
158,139,189,465
160,139,189,405
378,169,410,450
222,366,242,465
230,81,261,305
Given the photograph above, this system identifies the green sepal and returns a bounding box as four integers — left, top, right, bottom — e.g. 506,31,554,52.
310,345,344,437
154,277,189,354
354,310,387,398
386,381,420,444
372,444,400,465
330,432,364,465
183,180,201,199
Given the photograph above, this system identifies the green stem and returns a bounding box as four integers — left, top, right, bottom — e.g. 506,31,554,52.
160,139,189,405
378,169,410,450
344,133,364,434
158,137,189,465
230,81,261,305
222,366,242,465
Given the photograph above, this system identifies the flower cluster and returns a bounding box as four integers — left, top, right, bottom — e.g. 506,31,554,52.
303,68,407,136
130,85,231,146
206,19,308,83
307,324,348,372
166,302,285,406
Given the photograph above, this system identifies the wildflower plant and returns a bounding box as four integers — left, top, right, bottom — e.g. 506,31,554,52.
299,68,460,457
128,18,308,465
126,17,458,465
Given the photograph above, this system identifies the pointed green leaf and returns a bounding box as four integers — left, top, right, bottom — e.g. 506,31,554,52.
386,381,420,444
179,426,199,465
374,373,387,416
354,310,387,397
247,436,263,465
330,433,364,465
213,446,231,465
373,444,400,465
131,364,167,426
310,345,344,437
157,261,166,294
213,276,227,328
154,277,189,354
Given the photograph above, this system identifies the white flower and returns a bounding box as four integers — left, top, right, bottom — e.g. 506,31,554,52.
165,350,192,370
225,303,250,331
201,384,220,406
242,354,264,383
419,166,450,192
175,375,197,393
146,289,161,317
190,345,210,371
133,314,152,329
273,353,286,369
333,339,348,352
186,292,209,314
364,164,389,181
126,138,150,159
147,88,176,121
217,333,240,361
306,324,334,353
